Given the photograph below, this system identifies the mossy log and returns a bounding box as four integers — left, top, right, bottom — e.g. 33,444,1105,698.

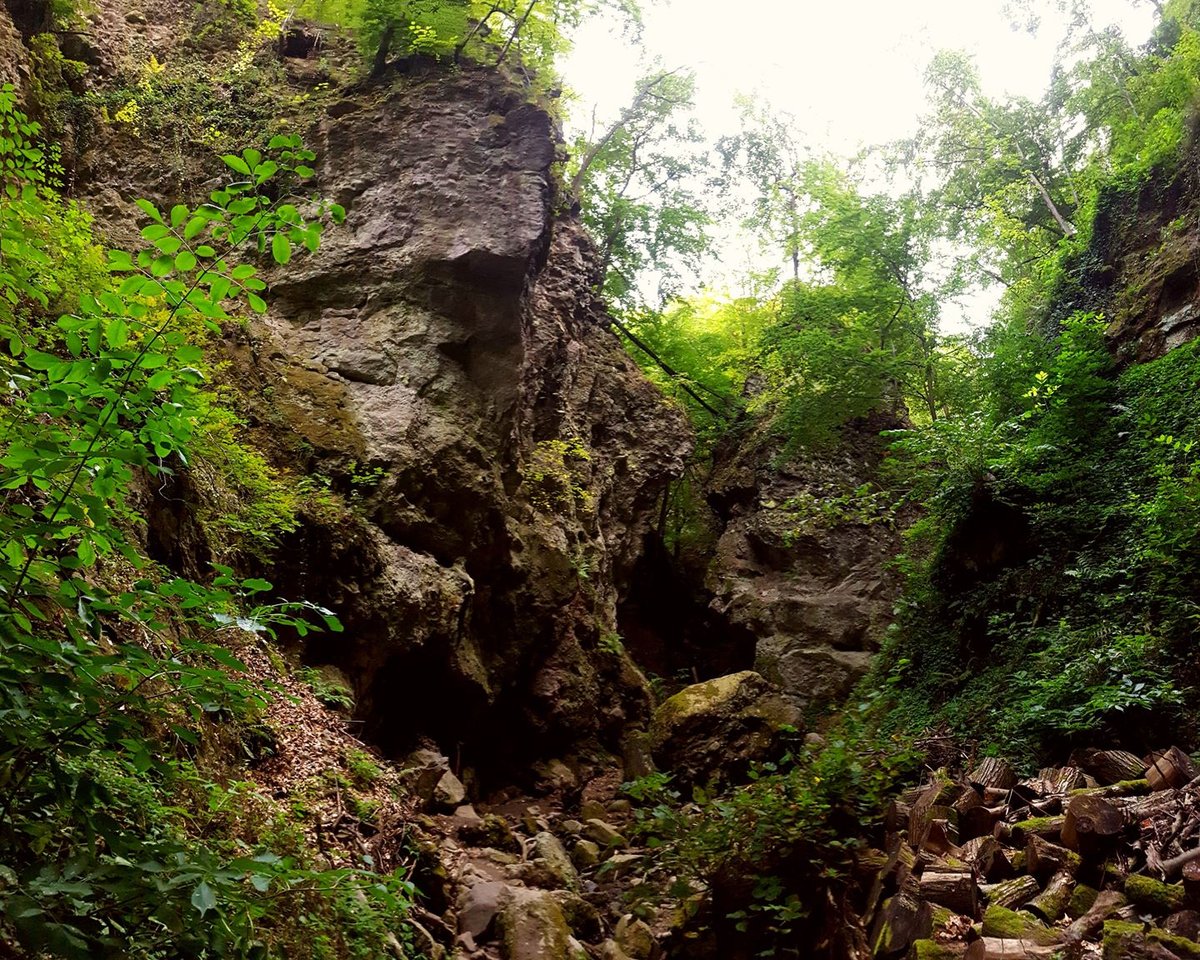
872,883,933,958
1025,835,1081,879
1066,883,1100,919
1022,870,1074,923
1102,918,1200,959
1064,889,1127,945
1124,874,1186,913
1009,816,1065,845
1070,779,1151,799
964,938,1058,959
984,875,1040,910
980,905,1061,945
908,940,967,959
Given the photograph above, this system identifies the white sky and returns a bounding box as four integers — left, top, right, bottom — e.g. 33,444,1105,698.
561,0,1157,327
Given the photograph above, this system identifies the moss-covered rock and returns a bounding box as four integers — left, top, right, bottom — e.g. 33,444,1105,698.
498,890,573,960
649,671,802,787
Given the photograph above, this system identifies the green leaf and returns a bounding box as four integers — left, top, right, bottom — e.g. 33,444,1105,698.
76,539,95,565
246,293,268,314
170,204,189,228
135,198,165,223
174,251,197,272
271,234,291,266
105,318,128,349
221,154,252,176
191,881,217,917
184,217,207,241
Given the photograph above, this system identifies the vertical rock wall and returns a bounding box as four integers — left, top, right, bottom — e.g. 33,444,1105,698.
1,0,693,781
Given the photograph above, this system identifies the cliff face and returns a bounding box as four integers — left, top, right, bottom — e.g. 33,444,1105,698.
4,0,692,780
249,70,693,775
1071,133,1200,361
702,415,905,713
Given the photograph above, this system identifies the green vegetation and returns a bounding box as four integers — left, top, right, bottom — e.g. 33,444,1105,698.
620,728,920,957
0,85,417,959
298,0,638,77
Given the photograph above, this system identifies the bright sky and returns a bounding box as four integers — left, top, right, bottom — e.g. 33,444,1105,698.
562,0,1158,327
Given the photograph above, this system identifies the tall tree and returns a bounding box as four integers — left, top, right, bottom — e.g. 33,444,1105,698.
569,65,711,307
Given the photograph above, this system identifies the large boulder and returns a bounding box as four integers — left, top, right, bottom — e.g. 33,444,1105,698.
648,671,802,788
498,889,573,960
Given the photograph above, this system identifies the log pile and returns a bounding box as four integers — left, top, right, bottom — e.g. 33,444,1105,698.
862,747,1200,958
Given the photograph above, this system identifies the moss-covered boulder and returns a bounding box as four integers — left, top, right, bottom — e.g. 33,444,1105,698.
649,671,803,787
498,890,573,960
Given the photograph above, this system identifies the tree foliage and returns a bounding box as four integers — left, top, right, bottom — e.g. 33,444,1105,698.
0,84,416,959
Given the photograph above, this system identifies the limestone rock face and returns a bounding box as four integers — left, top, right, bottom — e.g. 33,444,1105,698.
649,671,802,787
10,0,694,778
245,70,691,773
704,415,905,713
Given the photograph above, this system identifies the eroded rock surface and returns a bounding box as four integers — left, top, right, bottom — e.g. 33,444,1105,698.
704,415,905,713
4,0,694,781
245,69,691,776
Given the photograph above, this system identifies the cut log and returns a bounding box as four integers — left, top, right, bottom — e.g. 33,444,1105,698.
984,875,1040,910
918,866,979,916
963,938,1058,959
925,815,961,855
871,879,933,958
888,799,914,835
1162,909,1200,941
1125,874,1186,912
1160,846,1200,883
908,941,967,960
961,836,1013,882
1009,816,1065,845
1182,859,1200,904
1146,747,1198,792
1021,766,1085,796
1061,794,1124,856
970,758,1017,790
980,905,1062,945
1021,870,1074,923
962,805,1006,842
952,786,984,817
910,777,961,850
1063,889,1127,945
1025,835,1081,879
1076,749,1149,786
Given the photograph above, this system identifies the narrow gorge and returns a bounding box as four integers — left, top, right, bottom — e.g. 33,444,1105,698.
4,2,1200,959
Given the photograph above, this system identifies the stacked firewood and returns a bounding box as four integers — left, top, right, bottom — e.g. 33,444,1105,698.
862,746,1200,958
